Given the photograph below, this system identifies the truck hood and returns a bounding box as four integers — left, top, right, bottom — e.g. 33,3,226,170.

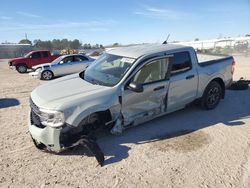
31,74,111,109
9,57,26,62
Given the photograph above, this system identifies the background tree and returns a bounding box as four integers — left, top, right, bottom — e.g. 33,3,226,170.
113,42,119,46
32,39,104,51
19,39,32,45
70,39,81,49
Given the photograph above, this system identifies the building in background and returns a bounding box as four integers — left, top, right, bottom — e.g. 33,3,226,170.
172,36,250,51
0,44,33,59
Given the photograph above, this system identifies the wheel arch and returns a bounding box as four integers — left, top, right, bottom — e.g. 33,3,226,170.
16,63,28,73
72,108,114,128
209,77,225,99
199,74,226,99
199,77,225,110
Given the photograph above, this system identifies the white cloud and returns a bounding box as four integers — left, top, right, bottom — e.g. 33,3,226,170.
16,11,41,18
0,20,114,32
0,16,12,20
134,6,187,20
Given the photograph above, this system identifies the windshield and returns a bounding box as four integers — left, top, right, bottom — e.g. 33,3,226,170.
83,53,135,87
24,51,33,58
51,56,64,64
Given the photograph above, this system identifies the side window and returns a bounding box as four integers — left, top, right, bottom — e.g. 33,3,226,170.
31,52,41,59
132,58,169,84
41,51,49,57
171,52,191,74
59,56,74,64
74,56,88,62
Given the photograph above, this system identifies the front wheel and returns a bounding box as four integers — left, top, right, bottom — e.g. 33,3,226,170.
41,70,54,80
16,64,27,73
201,81,222,110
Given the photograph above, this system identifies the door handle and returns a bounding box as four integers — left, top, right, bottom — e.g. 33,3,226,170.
154,86,165,91
186,75,195,79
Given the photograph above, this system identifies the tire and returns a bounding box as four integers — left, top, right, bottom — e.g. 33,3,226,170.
41,70,54,80
201,81,222,110
16,64,27,73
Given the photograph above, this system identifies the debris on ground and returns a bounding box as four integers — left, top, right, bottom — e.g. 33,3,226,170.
228,77,250,90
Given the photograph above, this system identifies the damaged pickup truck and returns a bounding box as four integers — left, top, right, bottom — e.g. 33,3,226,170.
29,44,235,165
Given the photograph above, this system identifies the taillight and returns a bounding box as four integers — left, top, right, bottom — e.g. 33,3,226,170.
231,59,236,74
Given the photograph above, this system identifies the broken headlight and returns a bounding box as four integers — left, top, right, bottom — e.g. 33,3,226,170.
39,109,65,128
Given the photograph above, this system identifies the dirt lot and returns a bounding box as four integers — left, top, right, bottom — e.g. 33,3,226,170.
0,55,249,188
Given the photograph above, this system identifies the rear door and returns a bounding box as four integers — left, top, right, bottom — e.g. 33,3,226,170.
73,55,90,72
121,57,171,126
41,51,51,63
167,51,198,112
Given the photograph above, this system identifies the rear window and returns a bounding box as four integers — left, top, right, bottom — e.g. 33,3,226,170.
171,52,191,74
74,55,88,62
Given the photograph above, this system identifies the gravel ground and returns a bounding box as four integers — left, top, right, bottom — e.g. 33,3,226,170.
0,55,249,188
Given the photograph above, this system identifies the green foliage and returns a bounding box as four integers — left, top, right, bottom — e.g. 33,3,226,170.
18,39,32,45
33,39,103,51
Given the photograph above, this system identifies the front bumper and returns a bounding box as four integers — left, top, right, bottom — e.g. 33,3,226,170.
28,111,62,152
29,71,41,78
9,65,16,70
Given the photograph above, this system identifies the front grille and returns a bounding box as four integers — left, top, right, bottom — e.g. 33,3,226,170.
29,98,39,112
30,98,46,128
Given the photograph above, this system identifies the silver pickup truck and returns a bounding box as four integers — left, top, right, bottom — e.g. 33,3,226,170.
29,44,235,153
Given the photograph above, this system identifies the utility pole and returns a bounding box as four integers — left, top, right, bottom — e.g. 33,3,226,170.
25,33,28,40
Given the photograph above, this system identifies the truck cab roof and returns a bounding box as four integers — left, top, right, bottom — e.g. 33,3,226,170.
107,43,191,59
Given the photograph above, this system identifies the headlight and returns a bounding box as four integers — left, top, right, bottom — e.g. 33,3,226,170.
35,67,42,72
39,109,65,128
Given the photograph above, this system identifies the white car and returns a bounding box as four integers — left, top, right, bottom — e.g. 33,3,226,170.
30,54,94,80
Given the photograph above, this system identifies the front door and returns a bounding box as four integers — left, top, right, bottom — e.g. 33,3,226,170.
30,52,42,66
53,56,75,75
121,57,170,126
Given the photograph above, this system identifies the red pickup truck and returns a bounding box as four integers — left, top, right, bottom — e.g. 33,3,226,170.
8,50,60,73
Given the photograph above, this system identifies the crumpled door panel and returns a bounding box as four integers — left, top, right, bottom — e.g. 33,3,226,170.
121,81,169,126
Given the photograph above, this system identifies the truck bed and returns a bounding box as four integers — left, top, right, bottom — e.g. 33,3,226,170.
196,53,233,67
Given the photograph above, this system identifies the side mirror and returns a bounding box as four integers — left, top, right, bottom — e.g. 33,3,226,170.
59,61,64,64
29,55,32,59
127,82,143,93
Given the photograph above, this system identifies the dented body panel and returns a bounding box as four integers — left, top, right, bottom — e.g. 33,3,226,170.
28,44,234,152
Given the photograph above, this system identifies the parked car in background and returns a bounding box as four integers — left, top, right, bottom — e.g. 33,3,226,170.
8,50,60,73
87,50,102,57
28,44,234,153
30,54,94,80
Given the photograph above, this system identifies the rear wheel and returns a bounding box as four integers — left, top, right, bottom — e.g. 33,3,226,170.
41,70,54,80
201,81,222,110
16,64,27,73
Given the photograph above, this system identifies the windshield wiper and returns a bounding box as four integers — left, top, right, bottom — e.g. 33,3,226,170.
91,79,100,85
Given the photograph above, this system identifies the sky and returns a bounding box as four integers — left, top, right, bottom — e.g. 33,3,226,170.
0,0,249,45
